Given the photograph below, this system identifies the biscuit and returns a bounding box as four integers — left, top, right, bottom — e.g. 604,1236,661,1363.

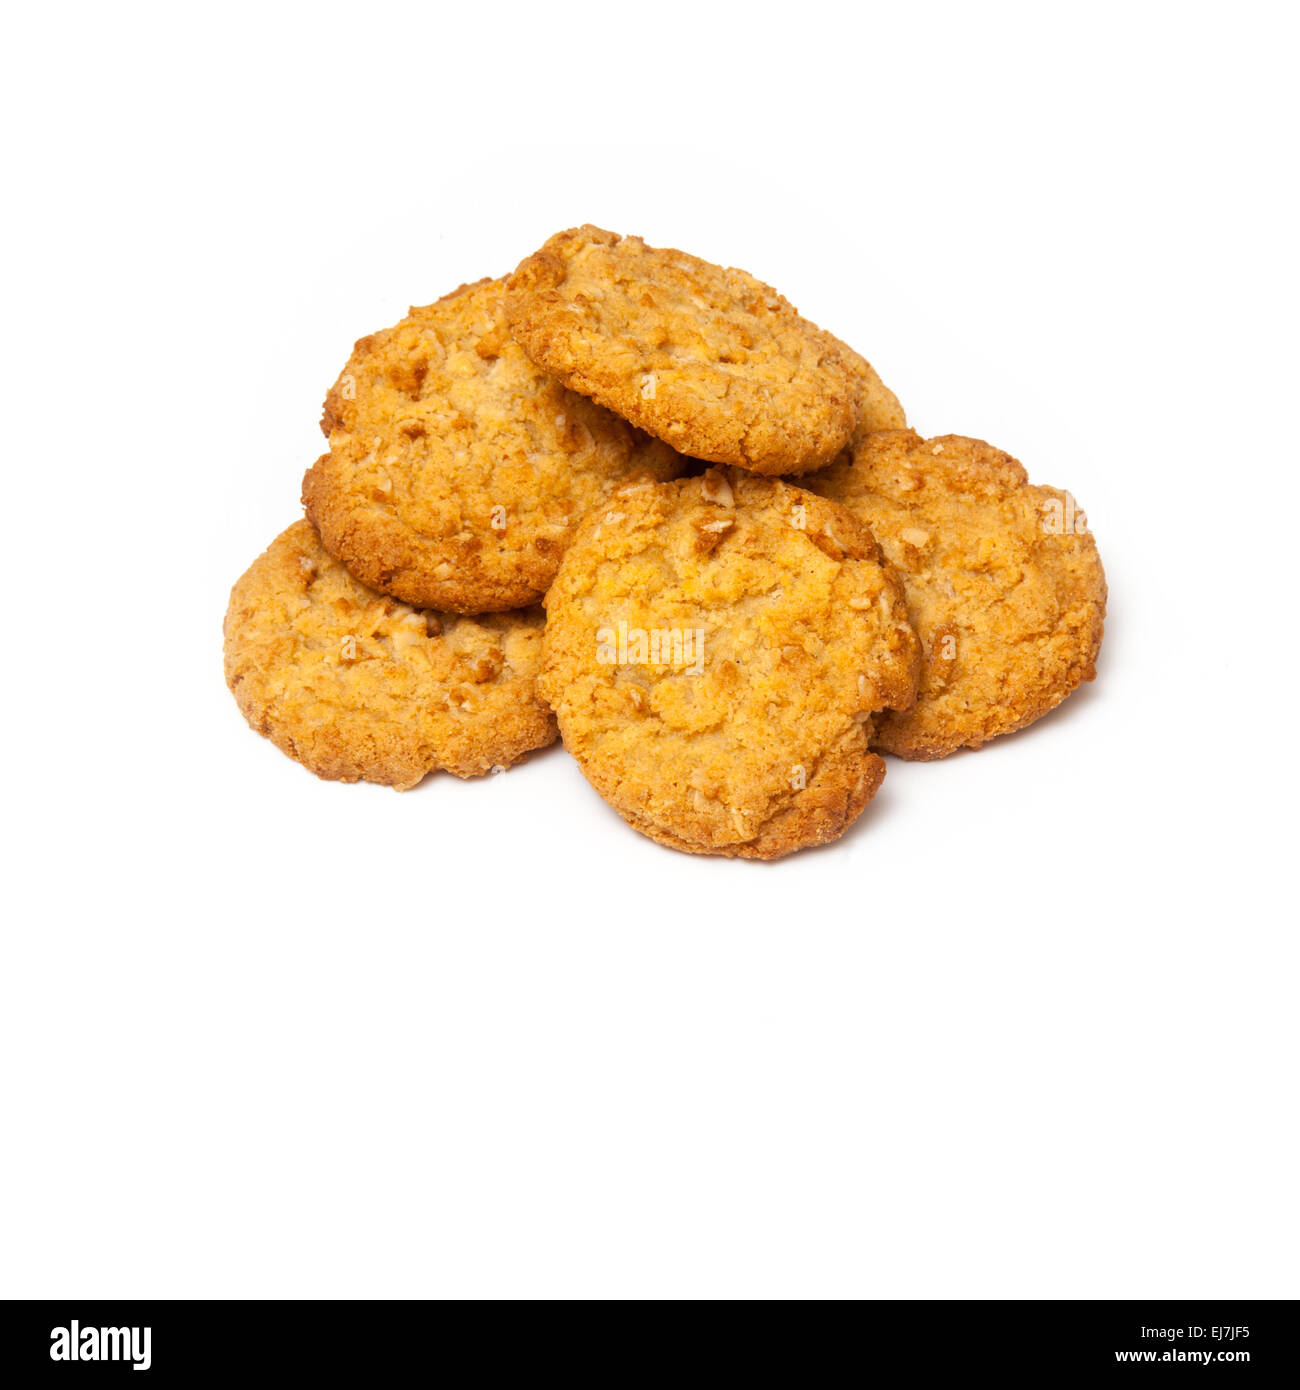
224,521,556,788
805,430,1106,759
538,469,921,858
302,277,684,613
505,226,864,476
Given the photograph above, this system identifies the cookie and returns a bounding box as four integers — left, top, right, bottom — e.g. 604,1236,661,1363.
538,469,921,858
805,430,1106,759
224,521,557,788
302,277,684,613
505,225,864,476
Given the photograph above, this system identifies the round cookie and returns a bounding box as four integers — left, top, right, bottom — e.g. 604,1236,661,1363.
539,469,921,859
224,520,557,788
505,225,862,476
805,430,1107,759
302,277,684,613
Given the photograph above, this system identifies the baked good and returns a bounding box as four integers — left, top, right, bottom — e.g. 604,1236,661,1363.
806,430,1106,758
538,469,921,857
302,277,684,613
224,520,556,787
505,225,862,475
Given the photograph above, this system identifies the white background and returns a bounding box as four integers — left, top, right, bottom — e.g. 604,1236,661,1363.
3,2,1296,1299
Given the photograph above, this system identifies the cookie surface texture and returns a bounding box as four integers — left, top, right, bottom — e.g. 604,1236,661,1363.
303,277,684,613
224,521,557,788
806,430,1107,759
506,226,860,476
539,469,921,858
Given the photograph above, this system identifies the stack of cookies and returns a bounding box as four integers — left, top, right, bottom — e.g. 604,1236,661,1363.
224,226,1106,859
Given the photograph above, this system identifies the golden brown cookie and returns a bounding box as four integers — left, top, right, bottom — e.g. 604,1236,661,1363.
302,277,684,613
505,226,864,476
224,521,556,788
539,469,921,858
805,430,1106,759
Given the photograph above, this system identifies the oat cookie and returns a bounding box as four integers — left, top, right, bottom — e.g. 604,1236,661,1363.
224,521,556,788
806,430,1106,759
539,469,921,858
506,226,864,476
303,277,684,613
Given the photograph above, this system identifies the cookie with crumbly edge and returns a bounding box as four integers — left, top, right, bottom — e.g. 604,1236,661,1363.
303,277,684,613
505,225,864,476
805,430,1106,759
539,469,921,858
224,521,556,788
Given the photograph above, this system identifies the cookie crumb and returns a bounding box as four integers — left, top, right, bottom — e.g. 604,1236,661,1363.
700,467,735,507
